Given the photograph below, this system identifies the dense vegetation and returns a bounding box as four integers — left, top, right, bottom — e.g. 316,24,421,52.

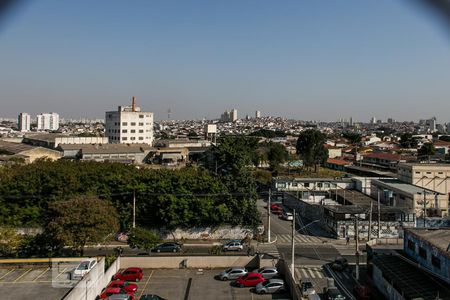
0,159,260,229
296,129,328,171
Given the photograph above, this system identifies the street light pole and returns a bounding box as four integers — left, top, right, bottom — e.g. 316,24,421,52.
423,189,427,228
268,189,271,243
377,189,381,238
132,190,136,229
355,216,360,281
291,209,295,276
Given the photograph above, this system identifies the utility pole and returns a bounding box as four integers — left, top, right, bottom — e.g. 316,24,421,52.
267,189,271,243
377,189,381,239
132,190,136,229
368,201,373,240
355,216,360,281
423,189,427,228
291,209,296,276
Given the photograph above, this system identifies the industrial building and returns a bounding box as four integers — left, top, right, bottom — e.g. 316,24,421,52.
105,96,154,145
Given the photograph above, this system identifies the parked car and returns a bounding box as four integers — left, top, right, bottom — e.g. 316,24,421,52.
139,295,166,300
280,211,294,221
255,278,285,294
107,280,138,293
98,287,135,300
219,267,248,281
113,268,143,282
107,295,133,300
353,284,370,300
235,272,265,287
152,242,181,253
222,241,243,251
326,287,346,300
270,204,283,215
300,278,314,297
71,258,97,280
253,267,279,279
331,257,348,271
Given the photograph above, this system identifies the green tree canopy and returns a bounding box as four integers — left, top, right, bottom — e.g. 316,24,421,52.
296,129,328,171
342,132,361,144
418,143,436,158
127,227,161,252
0,227,22,257
400,133,419,149
46,196,119,256
249,129,286,138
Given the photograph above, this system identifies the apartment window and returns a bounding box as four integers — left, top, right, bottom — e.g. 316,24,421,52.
139,130,144,133
292,182,298,187
304,183,310,188
122,129,127,133
131,129,135,133
122,137,127,141
139,137,144,140
407,240,415,252
415,172,420,174
438,172,443,175
139,114,144,118
431,255,441,269
324,183,330,188
418,246,427,259
139,122,144,126
131,122,136,126
122,122,127,126
317,183,323,188
426,172,431,174
130,137,136,140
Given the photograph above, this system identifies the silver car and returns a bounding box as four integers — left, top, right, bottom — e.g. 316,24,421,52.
254,266,279,279
255,279,285,294
222,241,243,251
219,267,248,280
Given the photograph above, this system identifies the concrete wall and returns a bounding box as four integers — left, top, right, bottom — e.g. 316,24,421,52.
158,226,254,240
276,259,301,300
63,258,106,300
120,256,257,269
372,264,405,300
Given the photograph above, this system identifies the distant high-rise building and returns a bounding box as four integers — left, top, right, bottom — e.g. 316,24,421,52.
370,117,377,124
255,111,261,118
18,112,31,132
426,117,437,133
105,96,154,145
387,118,394,124
220,109,238,122
231,109,238,122
37,112,59,131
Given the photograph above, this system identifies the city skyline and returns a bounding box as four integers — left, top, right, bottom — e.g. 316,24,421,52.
1,1,450,121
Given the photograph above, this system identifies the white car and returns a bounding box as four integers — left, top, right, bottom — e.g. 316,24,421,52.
280,211,293,221
222,241,243,251
71,258,97,280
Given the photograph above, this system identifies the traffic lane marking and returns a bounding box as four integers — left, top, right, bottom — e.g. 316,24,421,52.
14,268,33,282
0,269,15,281
54,267,68,280
138,270,154,299
33,268,50,281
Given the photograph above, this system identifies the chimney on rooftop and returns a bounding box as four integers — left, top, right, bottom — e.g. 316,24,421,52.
132,96,136,112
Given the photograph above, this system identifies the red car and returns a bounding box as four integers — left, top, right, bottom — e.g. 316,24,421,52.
107,280,138,293
235,273,265,287
353,284,370,300
270,204,283,215
98,287,135,300
113,267,143,282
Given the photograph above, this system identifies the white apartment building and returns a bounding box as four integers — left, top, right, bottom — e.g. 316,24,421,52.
105,97,154,145
255,110,261,118
18,112,31,132
37,112,59,131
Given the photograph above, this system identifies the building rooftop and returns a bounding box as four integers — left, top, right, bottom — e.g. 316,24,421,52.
372,255,450,300
274,177,352,183
405,228,450,254
0,140,36,154
24,133,69,142
374,178,442,195
59,143,153,154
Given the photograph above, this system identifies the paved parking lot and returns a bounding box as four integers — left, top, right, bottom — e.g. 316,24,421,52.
0,263,77,300
130,269,291,300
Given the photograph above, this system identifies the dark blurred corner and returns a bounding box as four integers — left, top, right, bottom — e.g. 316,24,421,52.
413,0,450,33
0,0,27,31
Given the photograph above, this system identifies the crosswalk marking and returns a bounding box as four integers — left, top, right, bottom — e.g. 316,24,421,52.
275,234,324,244
295,267,325,280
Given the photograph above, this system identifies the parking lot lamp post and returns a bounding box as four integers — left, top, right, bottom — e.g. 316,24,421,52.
291,209,295,276
268,189,271,243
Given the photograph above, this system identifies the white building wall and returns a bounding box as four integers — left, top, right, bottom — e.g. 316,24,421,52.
18,113,31,132
36,112,59,131
105,106,154,145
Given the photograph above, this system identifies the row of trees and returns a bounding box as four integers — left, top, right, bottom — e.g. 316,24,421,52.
0,160,260,229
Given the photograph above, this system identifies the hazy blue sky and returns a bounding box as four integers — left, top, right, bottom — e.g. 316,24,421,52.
1,0,450,122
